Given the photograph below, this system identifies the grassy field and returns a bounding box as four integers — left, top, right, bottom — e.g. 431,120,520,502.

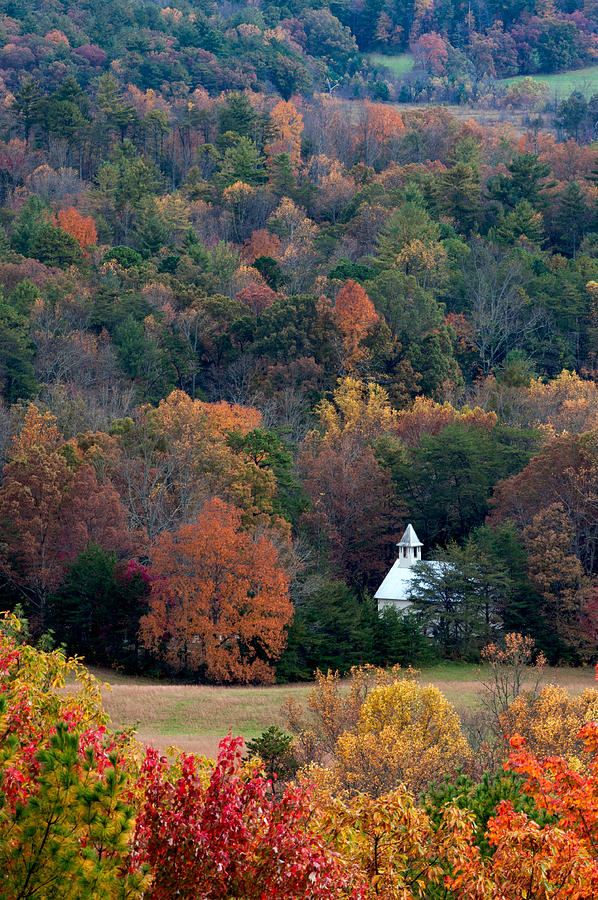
369,52,415,76
92,662,596,758
499,64,598,96
369,52,598,96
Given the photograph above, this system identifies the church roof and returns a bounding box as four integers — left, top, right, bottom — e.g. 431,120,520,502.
397,523,423,548
374,558,447,602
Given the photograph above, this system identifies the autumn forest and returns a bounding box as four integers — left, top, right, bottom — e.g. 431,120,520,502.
4,0,598,894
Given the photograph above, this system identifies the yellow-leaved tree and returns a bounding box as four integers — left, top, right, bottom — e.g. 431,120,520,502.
333,681,471,796
264,100,303,170
500,683,598,759
287,666,470,796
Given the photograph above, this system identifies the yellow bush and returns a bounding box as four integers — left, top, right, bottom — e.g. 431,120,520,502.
500,683,598,759
286,663,417,765
334,681,470,796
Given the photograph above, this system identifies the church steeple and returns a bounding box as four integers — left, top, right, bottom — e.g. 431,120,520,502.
396,524,423,568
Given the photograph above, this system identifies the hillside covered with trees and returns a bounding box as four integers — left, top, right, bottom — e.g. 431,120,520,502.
5,0,598,895
1,0,598,105
1,0,598,681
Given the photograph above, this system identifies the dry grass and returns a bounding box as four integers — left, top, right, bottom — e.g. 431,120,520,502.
336,97,530,136
89,662,597,758
393,101,530,131
94,674,313,757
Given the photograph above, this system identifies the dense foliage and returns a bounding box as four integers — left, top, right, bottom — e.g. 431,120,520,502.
0,0,597,107
5,0,598,893
4,625,598,898
1,0,598,679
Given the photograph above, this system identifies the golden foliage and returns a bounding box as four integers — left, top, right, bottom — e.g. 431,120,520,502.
10,403,60,454
0,612,108,731
525,369,598,435
264,100,303,169
500,683,598,759
285,664,414,765
152,391,286,534
313,785,479,899
287,666,468,797
334,681,471,796
315,376,399,446
395,395,497,446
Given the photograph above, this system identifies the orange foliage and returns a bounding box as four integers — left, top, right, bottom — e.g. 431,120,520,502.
358,102,404,166
333,280,379,370
111,391,291,543
56,207,98,250
411,31,448,74
523,369,598,435
241,228,282,263
484,724,598,898
236,283,282,315
44,29,69,46
519,134,597,181
0,405,137,618
10,403,60,454
155,389,261,438
140,497,292,683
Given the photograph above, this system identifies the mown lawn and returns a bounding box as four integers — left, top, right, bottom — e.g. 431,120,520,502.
369,52,415,75
498,64,598,95
90,661,596,758
369,55,598,97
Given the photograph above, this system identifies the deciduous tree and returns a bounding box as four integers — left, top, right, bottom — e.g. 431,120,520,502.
131,734,361,900
0,406,136,623
55,207,97,250
332,680,471,795
264,100,303,171
332,280,379,371
140,497,292,682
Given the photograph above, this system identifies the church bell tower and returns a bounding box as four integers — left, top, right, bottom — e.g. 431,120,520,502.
396,524,423,568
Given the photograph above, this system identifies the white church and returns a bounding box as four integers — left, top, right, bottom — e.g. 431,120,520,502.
375,524,442,612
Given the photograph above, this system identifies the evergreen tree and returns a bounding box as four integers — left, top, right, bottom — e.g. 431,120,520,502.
12,77,43,144
277,581,372,680
409,541,513,658
50,544,149,670
554,182,589,257
487,153,553,210
0,300,37,402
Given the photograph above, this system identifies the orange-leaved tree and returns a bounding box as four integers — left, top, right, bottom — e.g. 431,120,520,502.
333,280,379,371
140,497,292,683
395,395,497,447
55,207,98,249
0,405,137,624
499,683,598,759
465,725,598,898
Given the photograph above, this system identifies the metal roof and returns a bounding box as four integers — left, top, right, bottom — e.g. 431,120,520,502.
374,559,446,602
396,523,423,548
